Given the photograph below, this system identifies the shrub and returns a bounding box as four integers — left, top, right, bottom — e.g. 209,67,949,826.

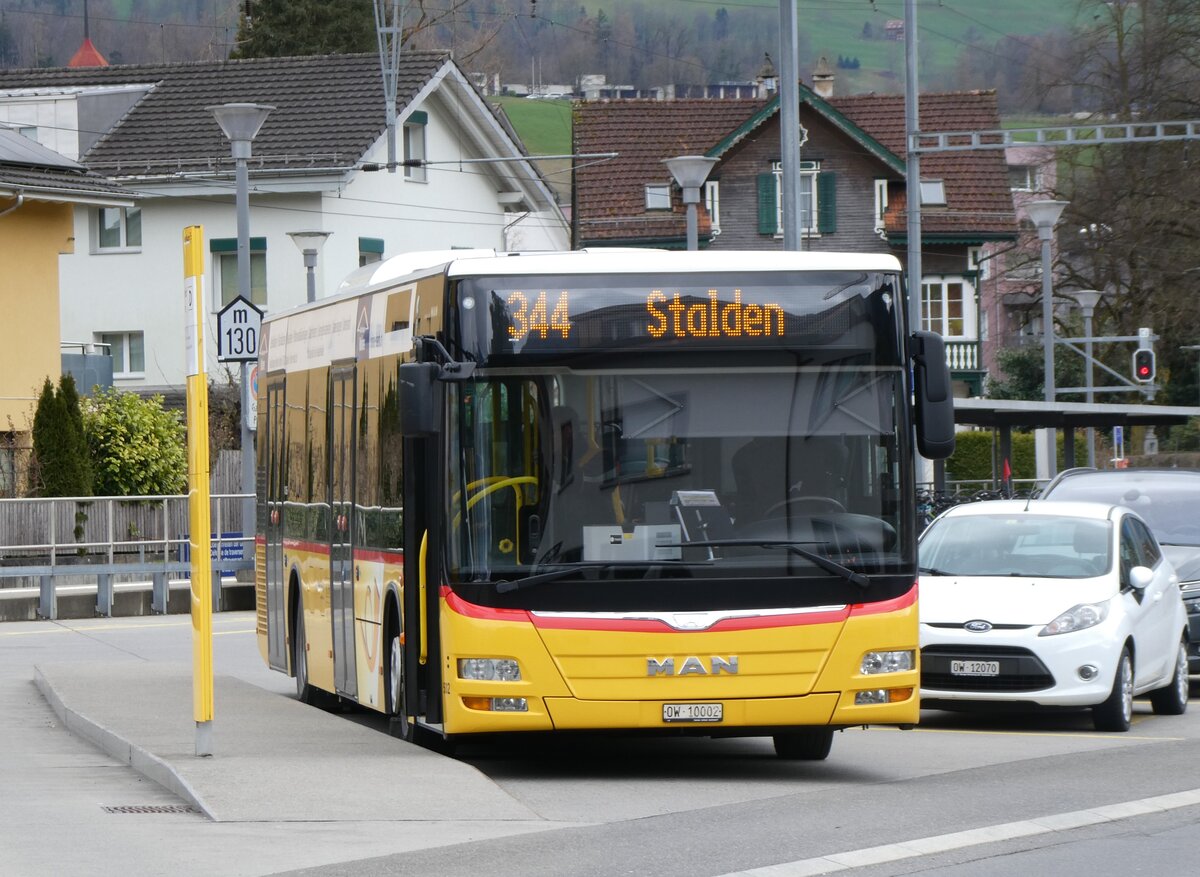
31,375,92,497
82,388,187,496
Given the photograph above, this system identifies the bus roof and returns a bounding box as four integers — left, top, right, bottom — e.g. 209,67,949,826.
336,248,903,297
442,249,904,278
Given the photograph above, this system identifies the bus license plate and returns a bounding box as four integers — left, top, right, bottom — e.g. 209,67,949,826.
663,703,723,723
950,660,1000,676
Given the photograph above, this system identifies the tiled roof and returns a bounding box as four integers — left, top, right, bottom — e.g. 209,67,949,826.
0,162,133,200
0,127,131,201
0,52,451,177
574,99,767,243
831,90,1014,237
575,89,1015,243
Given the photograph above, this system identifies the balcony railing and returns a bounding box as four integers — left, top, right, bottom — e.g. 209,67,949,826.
944,339,980,372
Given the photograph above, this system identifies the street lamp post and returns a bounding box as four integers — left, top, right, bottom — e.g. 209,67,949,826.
1024,199,1069,404
662,156,719,251
288,230,332,303
1072,288,1104,467
209,102,274,565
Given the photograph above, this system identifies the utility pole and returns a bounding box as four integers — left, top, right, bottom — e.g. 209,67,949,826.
904,0,922,334
778,0,803,250
374,0,405,173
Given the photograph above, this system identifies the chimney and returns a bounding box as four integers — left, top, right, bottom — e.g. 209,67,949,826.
755,53,778,100
812,56,835,99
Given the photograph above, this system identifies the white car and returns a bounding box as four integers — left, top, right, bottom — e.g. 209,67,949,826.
918,500,1189,731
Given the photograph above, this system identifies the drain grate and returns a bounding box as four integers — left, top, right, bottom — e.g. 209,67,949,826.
102,804,198,815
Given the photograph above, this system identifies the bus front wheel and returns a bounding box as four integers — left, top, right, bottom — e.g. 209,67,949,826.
773,728,834,760
385,621,412,741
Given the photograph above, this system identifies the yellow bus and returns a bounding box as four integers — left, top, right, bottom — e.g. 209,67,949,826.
255,249,954,759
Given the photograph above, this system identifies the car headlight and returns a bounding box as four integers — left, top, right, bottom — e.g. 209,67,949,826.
1039,601,1110,636
861,650,915,674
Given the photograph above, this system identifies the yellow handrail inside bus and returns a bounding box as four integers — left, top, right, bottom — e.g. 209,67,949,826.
419,529,428,666
451,476,538,558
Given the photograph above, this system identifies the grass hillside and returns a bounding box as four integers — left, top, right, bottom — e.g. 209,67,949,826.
490,96,574,204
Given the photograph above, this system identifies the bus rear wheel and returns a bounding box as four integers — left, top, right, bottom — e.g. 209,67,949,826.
773,728,834,760
385,623,412,741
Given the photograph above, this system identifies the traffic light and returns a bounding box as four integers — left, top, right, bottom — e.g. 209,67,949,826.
1133,348,1156,383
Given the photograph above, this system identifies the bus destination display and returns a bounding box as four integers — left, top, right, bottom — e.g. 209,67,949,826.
505,289,788,344
469,278,864,354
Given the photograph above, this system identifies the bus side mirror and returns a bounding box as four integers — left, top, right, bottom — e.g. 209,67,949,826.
397,362,438,436
911,330,955,460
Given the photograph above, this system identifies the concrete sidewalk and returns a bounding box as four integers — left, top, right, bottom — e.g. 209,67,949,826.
34,662,539,824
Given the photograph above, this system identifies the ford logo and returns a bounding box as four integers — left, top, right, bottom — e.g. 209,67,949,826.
964,620,993,633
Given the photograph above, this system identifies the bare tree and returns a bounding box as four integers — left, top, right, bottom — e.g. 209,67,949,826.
1052,0,1200,405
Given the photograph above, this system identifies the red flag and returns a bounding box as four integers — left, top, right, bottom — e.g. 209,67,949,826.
1002,458,1011,481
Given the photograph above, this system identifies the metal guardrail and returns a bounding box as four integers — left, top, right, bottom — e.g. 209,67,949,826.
0,494,255,620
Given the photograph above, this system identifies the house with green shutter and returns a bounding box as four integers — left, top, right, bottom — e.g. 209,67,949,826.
571,77,1016,396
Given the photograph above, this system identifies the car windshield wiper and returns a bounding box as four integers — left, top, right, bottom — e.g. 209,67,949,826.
494,560,696,594
918,566,955,576
677,539,870,589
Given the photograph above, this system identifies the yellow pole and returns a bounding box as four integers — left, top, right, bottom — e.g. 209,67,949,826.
184,225,214,756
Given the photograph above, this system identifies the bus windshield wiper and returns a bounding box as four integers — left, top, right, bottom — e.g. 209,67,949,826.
677,539,870,589
494,560,696,594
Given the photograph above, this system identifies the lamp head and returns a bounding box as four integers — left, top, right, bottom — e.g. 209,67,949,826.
208,103,275,155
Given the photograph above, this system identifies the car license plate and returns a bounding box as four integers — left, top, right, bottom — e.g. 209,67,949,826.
950,660,1000,676
662,703,723,723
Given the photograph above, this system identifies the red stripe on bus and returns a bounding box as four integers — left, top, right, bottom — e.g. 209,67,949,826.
848,583,917,616
355,548,404,564
276,539,403,566
442,588,531,621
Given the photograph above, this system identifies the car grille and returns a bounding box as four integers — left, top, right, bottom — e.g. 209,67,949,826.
921,644,1055,692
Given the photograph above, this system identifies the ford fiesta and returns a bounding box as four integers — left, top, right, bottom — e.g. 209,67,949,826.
918,500,1189,731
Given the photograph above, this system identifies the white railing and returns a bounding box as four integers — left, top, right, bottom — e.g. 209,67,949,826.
0,494,255,619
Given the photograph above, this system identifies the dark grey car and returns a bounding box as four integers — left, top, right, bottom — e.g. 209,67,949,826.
1040,468,1200,672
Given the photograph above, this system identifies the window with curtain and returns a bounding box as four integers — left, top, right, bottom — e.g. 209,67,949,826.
98,331,145,378
921,277,975,339
95,206,142,251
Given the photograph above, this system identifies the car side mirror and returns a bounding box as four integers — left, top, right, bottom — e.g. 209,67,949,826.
1129,566,1154,590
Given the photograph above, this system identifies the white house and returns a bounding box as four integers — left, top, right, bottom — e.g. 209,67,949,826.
0,52,569,395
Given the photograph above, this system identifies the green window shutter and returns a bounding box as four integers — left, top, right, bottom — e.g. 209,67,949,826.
757,173,777,234
818,172,837,234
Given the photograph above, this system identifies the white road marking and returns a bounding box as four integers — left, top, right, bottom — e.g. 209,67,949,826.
716,788,1200,876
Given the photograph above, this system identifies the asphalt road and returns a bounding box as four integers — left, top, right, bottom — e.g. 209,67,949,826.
3,612,1200,877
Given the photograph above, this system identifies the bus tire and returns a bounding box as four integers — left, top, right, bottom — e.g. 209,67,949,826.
773,728,834,760
385,616,412,741
293,603,320,706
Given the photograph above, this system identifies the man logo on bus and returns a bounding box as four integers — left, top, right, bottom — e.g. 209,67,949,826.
647,656,739,676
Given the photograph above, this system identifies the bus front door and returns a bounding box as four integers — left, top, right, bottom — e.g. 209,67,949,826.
330,365,358,700
265,378,287,672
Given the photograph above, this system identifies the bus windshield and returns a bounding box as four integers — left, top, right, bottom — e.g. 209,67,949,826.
446,363,910,596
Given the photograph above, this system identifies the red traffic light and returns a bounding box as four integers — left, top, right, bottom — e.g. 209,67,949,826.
1133,349,1156,383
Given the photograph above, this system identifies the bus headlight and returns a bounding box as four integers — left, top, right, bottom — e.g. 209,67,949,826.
458,658,522,681
861,650,915,674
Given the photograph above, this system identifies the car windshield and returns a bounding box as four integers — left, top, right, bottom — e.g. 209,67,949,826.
1044,474,1200,546
919,514,1112,578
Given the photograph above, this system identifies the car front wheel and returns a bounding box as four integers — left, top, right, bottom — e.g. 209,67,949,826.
1149,639,1189,716
1093,647,1133,732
